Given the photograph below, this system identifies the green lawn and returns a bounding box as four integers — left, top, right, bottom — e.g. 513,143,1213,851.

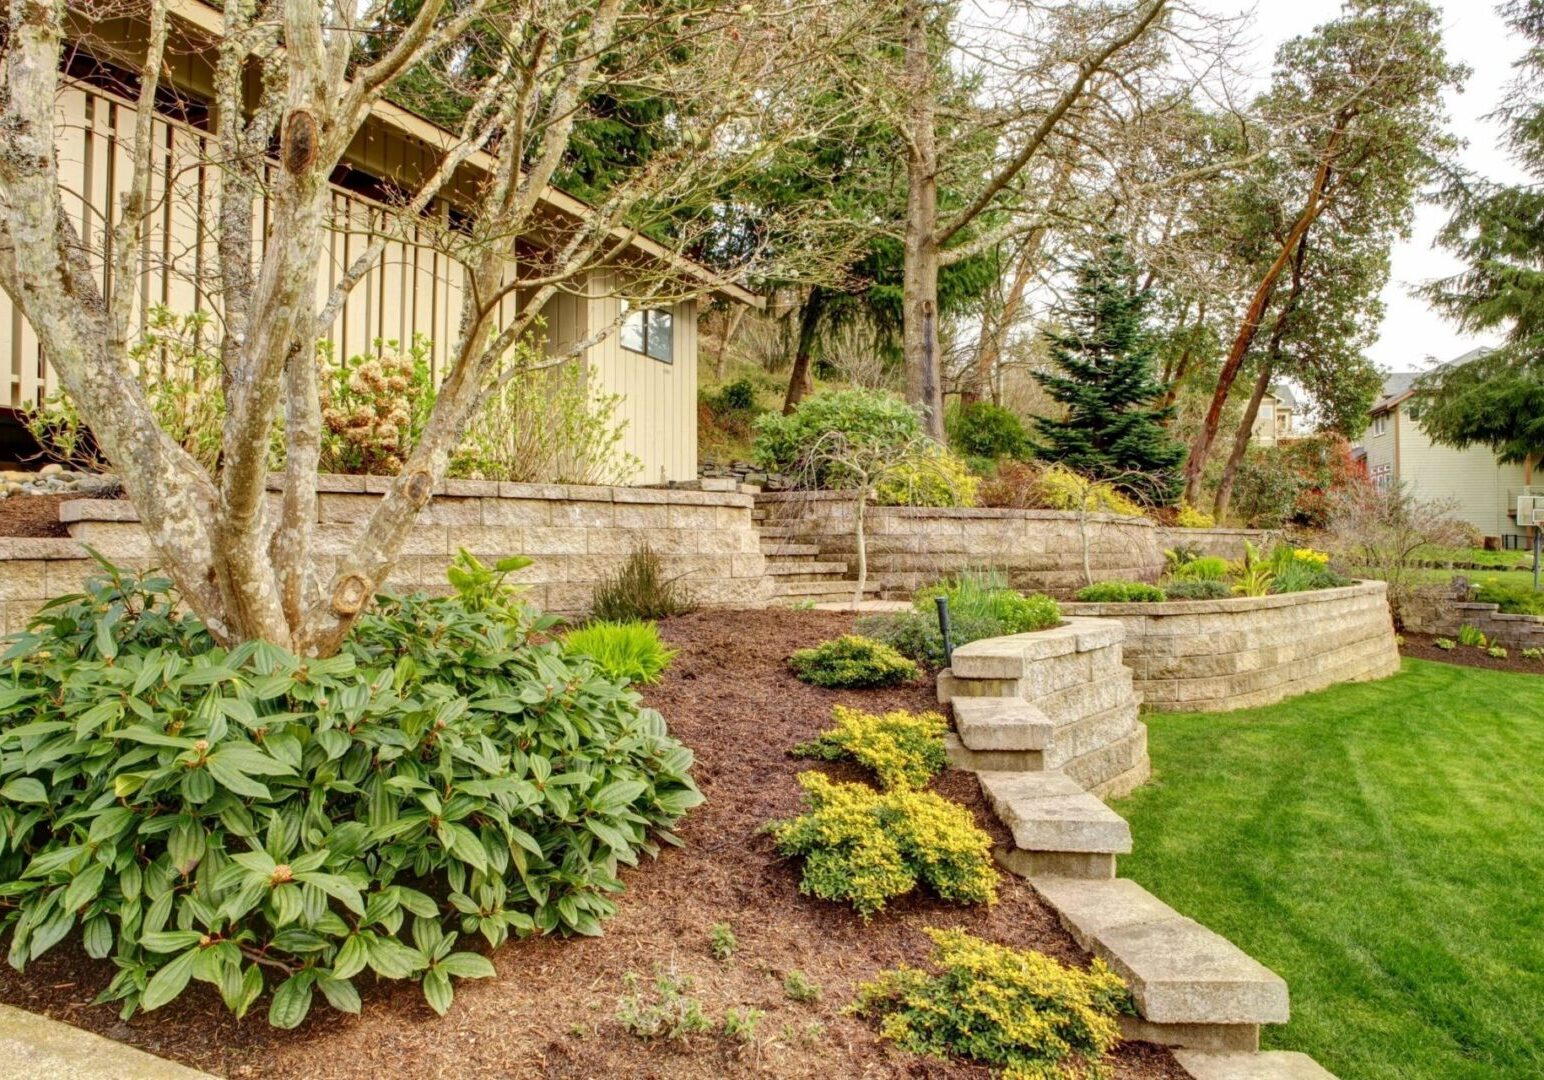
1115,659,1544,1080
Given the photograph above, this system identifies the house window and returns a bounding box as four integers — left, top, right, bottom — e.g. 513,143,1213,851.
1371,414,1388,437
620,303,674,364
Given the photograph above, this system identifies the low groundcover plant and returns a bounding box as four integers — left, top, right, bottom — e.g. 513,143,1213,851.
788,635,920,689
0,557,702,1028
561,619,678,685
792,705,946,790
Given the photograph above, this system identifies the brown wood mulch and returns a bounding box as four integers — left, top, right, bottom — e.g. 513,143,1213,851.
1400,631,1544,676
0,492,76,537
0,609,1184,1080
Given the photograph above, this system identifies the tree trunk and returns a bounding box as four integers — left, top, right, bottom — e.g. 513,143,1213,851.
1212,362,1272,521
715,305,745,381
901,0,944,440
1181,135,1341,505
852,491,868,605
783,288,825,414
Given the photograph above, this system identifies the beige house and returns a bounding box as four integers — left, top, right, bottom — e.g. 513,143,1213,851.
0,2,756,483
1360,358,1535,545
1250,384,1298,447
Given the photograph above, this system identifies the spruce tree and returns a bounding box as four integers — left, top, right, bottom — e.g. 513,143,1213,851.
1031,236,1185,504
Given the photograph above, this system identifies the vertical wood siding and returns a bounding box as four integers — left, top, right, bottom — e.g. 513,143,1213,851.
5,81,700,484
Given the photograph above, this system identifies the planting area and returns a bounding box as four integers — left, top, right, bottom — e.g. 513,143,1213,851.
1117,659,1544,1080
0,609,1183,1079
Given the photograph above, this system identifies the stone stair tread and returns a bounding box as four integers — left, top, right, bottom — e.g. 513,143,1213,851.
1031,877,1288,1026
760,543,819,556
952,696,1054,751
765,560,850,575
1174,1050,1338,1079
977,771,1131,854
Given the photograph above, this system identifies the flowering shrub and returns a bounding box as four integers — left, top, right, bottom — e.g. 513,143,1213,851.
319,336,435,475
852,928,1129,1079
769,773,997,918
792,706,946,790
0,558,701,1027
788,636,920,689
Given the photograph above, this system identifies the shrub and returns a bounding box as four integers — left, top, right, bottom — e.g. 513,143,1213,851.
976,460,1043,509
945,401,1031,461
1457,624,1487,648
1472,578,1544,616
1488,644,1510,659
562,620,678,685
1522,647,1543,661
788,636,920,689
872,446,978,508
792,706,947,790
783,969,822,1003
1163,543,1203,573
617,969,713,1041
590,545,697,621
454,341,640,485
319,335,435,475
1268,545,1351,594
1162,579,1231,601
853,610,1008,666
1074,581,1167,603
0,559,703,1027
914,571,1061,634
1170,555,1229,582
1033,463,1144,517
1233,433,1369,529
852,928,1128,1080
1434,637,1457,650
769,772,997,918
1232,562,1274,597
1174,502,1216,529
1325,484,1470,621
709,923,737,961
708,378,757,413
751,388,923,486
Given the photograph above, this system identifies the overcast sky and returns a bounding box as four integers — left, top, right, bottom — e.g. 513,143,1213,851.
1202,0,1528,374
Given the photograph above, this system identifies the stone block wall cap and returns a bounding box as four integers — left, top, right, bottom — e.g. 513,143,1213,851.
58,499,139,524
1065,580,1384,617
0,537,91,560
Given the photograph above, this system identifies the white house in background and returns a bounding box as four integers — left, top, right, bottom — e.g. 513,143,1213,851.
1359,353,1535,546
1251,384,1298,446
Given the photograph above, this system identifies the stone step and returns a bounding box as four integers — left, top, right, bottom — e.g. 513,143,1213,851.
952,696,1055,751
760,542,820,557
1031,876,1289,1029
978,770,1131,856
772,581,878,600
755,524,795,537
944,732,1042,774
764,560,850,576
1175,1050,1339,1079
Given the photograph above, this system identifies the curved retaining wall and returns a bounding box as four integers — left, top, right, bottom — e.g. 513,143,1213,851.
1065,580,1399,712
757,492,1164,597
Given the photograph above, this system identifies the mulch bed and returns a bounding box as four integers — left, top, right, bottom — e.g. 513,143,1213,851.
1400,631,1544,676
0,609,1183,1079
0,492,76,537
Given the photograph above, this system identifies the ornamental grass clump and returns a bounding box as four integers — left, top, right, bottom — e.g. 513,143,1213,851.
561,619,678,685
792,706,947,790
590,545,696,622
788,635,920,689
769,772,997,919
852,928,1129,1080
0,557,702,1028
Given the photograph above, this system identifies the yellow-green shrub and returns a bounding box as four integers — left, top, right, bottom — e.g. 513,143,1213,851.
853,928,1129,1080
788,635,919,690
769,773,997,918
874,448,979,507
793,706,947,790
1174,502,1215,529
1033,464,1143,517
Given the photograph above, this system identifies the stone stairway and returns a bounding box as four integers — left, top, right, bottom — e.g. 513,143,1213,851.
941,621,1337,1079
752,508,878,605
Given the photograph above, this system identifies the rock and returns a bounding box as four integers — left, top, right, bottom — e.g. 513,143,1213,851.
37,463,63,476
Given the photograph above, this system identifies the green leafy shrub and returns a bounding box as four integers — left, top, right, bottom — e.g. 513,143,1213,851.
872,446,979,507
590,545,697,621
945,401,1031,461
1161,579,1231,601
1522,647,1543,661
914,571,1061,634
1074,581,1167,603
0,560,702,1027
769,772,997,918
708,378,757,413
1170,555,1229,582
1488,644,1510,659
783,969,822,1003
709,922,737,961
1434,637,1457,651
1472,578,1544,616
792,706,947,790
1265,545,1350,594
1457,624,1487,648
752,388,924,486
853,610,1007,666
562,620,677,685
852,928,1128,1079
788,636,920,689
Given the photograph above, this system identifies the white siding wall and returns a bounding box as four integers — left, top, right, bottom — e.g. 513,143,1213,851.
1395,410,1529,540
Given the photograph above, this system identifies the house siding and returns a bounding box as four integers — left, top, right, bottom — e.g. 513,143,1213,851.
1394,409,1529,540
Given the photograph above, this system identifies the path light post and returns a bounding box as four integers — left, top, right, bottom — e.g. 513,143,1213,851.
935,595,954,668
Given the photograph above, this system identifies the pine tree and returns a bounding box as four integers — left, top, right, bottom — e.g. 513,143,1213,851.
1031,236,1186,504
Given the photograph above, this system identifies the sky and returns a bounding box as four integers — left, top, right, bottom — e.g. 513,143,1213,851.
1201,0,1530,374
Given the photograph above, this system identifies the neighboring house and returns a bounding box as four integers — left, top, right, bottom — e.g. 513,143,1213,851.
1251,384,1298,447
0,2,757,484
1360,354,1536,545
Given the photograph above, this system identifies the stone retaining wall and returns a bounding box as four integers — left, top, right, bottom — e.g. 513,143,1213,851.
1153,526,1268,561
1401,586,1544,649
1064,581,1399,712
757,492,1164,597
0,477,774,629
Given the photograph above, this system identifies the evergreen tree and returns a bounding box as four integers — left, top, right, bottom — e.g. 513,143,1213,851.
1031,237,1185,504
